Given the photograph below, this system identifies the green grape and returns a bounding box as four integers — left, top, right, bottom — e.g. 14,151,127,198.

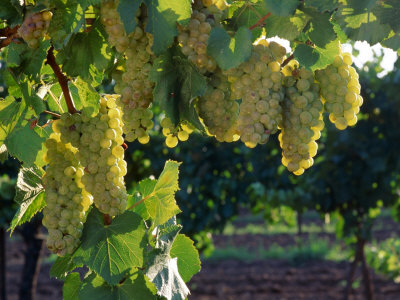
279,62,324,175
223,39,287,148
42,133,91,256
160,117,194,147
18,11,52,48
315,47,363,130
177,0,228,74
197,71,239,142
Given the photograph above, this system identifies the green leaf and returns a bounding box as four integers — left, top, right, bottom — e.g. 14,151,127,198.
70,78,100,117
9,166,45,234
170,234,201,282
127,179,154,219
141,160,181,226
0,144,8,163
79,270,157,300
63,273,82,300
263,12,309,41
293,39,340,71
47,0,83,49
381,34,400,53
335,6,391,45
373,0,400,32
207,26,253,70
144,0,192,55
150,48,207,130
74,208,147,285
118,0,142,34
59,20,111,81
146,254,189,300
50,254,82,280
304,0,338,12
0,0,22,25
5,123,46,167
8,40,51,80
264,0,299,16
0,97,25,143
229,1,268,41
302,7,336,47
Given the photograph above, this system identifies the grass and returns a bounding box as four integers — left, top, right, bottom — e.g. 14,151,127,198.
222,220,336,236
205,236,349,265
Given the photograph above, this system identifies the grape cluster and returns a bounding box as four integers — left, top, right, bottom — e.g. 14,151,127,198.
101,0,155,143
161,117,193,148
224,39,286,148
177,0,227,74
18,11,52,48
279,63,324,175
316,51,363,130
100,0,129,53
42,133,91,256
197,71,239,142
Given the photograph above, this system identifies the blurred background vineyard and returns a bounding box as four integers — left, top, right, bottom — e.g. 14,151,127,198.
1,48,400,299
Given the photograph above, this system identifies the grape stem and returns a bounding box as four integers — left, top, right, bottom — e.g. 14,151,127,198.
249,13,271,30
281,54,294,68
42,110,61,118
45,46,78,114
103,214,112,226
0,25,20,49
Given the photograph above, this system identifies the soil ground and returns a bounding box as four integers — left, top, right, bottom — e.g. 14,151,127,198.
4,216,400,300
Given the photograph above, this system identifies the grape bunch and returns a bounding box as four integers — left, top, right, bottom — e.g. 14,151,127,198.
315,51,363,130
42,133,91,256
197,71,239,142
102,0,155,143
100,0,130,53
78,96,128,216
279,63,324,175
161,117,194,148
177,0,227,74
18,11,52,48
224,39,287,148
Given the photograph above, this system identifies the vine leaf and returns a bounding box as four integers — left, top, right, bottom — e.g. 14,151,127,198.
207,26,253,70
264,0,299,17
50,253,82,280
0,0,22,25
144,0,192,55
302,7,336,48
304,0,339,12
78,271,157,300
170,234,201,282
5,123,46,167
263,12,309,41
381,34,400,53
293,39,340,71
9,166,45,234
74,208,147,285
146,225,190,300
63,273,81,300
70,78,100,117
150,48,207,130
372,0,400,33
229,1,268,42
335,4,391,45
141,160,181,226
58,20,111,81
118,0,142,34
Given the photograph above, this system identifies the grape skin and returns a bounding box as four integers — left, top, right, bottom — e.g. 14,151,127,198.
160,117,194,148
